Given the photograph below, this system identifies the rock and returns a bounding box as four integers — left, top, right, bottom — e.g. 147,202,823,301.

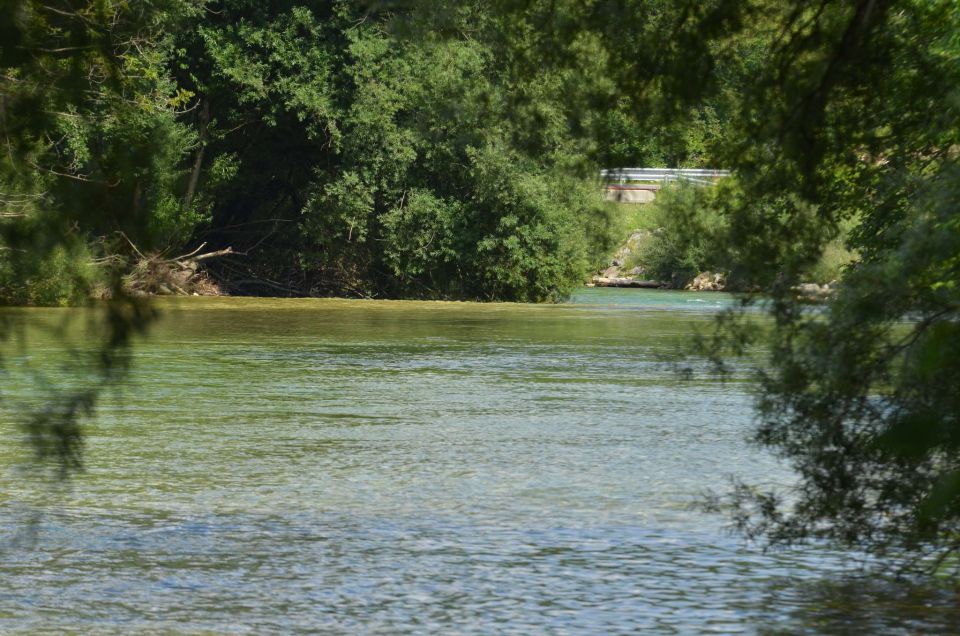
630,266,644,276
602,266,621,278
612,258,623,267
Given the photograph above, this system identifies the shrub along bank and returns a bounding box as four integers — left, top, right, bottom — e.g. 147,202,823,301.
595,183,858,292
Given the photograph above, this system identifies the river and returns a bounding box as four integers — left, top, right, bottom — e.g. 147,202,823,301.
1,288,957,633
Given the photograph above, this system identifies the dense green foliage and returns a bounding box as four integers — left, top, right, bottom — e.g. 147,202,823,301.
185,2,622,301
702,0,960,573
2,1,623,304
0,1,203,302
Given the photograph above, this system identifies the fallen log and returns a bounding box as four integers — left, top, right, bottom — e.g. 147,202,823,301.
592,277,665,288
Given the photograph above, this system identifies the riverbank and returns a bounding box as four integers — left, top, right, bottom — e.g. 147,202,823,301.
594,201,849,300
590,226,730,292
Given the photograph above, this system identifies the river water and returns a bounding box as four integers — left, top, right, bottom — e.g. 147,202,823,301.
1,288,957,634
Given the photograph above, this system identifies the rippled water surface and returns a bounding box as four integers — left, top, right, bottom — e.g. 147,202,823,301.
1,288,958,634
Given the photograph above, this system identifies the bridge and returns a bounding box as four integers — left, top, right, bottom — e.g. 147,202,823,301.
601,168,730,203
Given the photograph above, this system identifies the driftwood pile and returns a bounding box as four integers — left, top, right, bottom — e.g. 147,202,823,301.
122,242,232,297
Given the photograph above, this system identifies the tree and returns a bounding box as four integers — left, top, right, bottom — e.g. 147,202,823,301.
693,0,960,574
0,0,203,470
167,1,617,301
476,0,960,572
523,0,960,572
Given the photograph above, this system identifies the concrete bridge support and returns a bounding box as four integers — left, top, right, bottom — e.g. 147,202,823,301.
604,185,659,204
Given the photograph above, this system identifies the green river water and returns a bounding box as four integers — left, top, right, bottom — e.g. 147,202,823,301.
1,288,958,633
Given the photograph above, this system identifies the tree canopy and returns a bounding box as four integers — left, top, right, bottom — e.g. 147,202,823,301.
3,0,626,305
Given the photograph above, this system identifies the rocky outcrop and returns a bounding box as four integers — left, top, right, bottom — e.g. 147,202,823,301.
590,231,662,288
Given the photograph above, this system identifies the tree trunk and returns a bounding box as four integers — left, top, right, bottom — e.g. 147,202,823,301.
183,99,210,212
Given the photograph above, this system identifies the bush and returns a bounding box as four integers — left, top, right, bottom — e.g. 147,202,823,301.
466,146,615,302
636,184,725,287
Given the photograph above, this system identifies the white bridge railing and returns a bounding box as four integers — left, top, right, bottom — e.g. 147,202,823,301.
600,168,731,187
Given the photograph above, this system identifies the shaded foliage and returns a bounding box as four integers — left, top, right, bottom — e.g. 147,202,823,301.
701,1,960,573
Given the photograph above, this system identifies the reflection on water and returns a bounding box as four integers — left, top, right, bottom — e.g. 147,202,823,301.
758,576,960,635
1,288,957,633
